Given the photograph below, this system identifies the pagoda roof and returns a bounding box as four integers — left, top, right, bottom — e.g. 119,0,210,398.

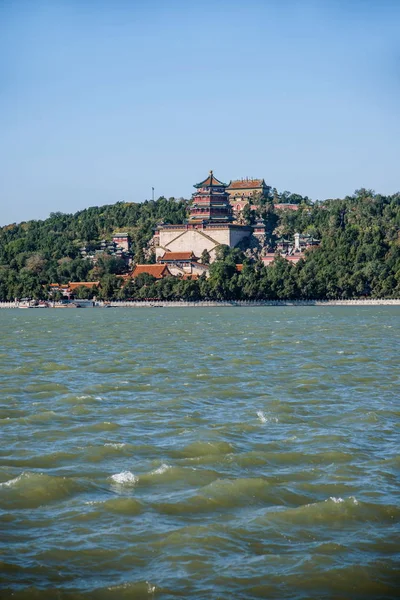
194,170,227,188
226,178,266,190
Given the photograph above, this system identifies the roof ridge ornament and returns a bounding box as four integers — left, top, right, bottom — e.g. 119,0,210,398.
193,171,227,189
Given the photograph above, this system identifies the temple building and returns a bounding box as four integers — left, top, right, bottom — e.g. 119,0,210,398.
294,233,320,252
226,178,269,221
131,264,171,279
189,171,232,223
262,232,320,267
152,171,251,262
226,178,269,201
158,251,210,277
112,232,131,252
274,203,300,211
81,233,132,266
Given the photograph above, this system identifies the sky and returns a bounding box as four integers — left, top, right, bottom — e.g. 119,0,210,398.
0,0,399,225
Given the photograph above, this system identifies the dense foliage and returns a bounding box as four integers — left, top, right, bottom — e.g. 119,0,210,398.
0,198,186,300
0,189,399,300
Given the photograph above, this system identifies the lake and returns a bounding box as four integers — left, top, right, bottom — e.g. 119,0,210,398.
0,307,399,599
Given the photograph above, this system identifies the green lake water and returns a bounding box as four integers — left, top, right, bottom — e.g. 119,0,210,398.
0,307,399,599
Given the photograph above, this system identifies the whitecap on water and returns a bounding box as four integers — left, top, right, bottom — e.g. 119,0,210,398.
0,474,22,487
257,411,278,424
104,443,126,448
152,464,170,475
329,496,358,505
257,410,267,423
110,471,138,485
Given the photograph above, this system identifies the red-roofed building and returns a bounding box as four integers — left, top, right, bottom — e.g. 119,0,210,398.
226,179,268,221
49,283,70,292
159,251,197,262
48,283,70,298
261,254,304,266
285,255,304,264
68,281,100,290
190,170,232,224
226,178,268,196
48,281,99,299
158,252,209,277
131,264,171,279
275,203,300,211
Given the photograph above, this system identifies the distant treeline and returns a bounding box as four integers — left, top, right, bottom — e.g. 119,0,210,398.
0,189,399,300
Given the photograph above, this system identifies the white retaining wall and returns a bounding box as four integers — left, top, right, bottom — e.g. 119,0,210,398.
1,299,400,308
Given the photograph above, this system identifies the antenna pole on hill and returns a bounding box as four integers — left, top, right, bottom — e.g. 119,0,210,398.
152,187,155,202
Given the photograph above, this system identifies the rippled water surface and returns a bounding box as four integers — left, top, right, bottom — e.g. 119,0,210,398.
0,307,399,599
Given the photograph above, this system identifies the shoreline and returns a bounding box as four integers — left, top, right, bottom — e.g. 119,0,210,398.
1,299,400,308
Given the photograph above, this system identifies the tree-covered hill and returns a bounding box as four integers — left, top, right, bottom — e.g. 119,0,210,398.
0,198,187,300
0,189,399,300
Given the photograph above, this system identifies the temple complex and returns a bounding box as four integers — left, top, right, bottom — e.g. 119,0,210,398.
148,171,318,270
152,171,251,262
262,232,320,266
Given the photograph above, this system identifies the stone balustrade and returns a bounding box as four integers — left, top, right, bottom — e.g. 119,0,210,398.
1,299,400,308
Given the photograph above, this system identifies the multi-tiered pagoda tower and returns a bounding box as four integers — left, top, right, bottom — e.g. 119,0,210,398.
189,171,232,223
152,171,251,262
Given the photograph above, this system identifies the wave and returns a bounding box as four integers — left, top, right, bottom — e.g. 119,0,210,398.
0,581,159,599
256,496,400,526
0,408,28,419
62,394,103,405
83,443,133,462
25,382,71,395
101,497,143,515
78,421,121,432
0,450,79,469
153,477,280,515
170,440,234,459
0,472,84,509
139,464,219,488
151,463,170,475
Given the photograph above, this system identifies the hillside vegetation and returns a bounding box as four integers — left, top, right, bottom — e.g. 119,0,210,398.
0,189,399,300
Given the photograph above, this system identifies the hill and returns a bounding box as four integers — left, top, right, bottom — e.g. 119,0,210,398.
0,189,399,300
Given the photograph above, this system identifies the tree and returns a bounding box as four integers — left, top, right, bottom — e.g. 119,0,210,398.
1,190,400,301
25,253,47,274
98,275,120,300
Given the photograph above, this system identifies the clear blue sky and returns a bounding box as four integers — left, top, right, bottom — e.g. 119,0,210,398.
0,0,399,225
